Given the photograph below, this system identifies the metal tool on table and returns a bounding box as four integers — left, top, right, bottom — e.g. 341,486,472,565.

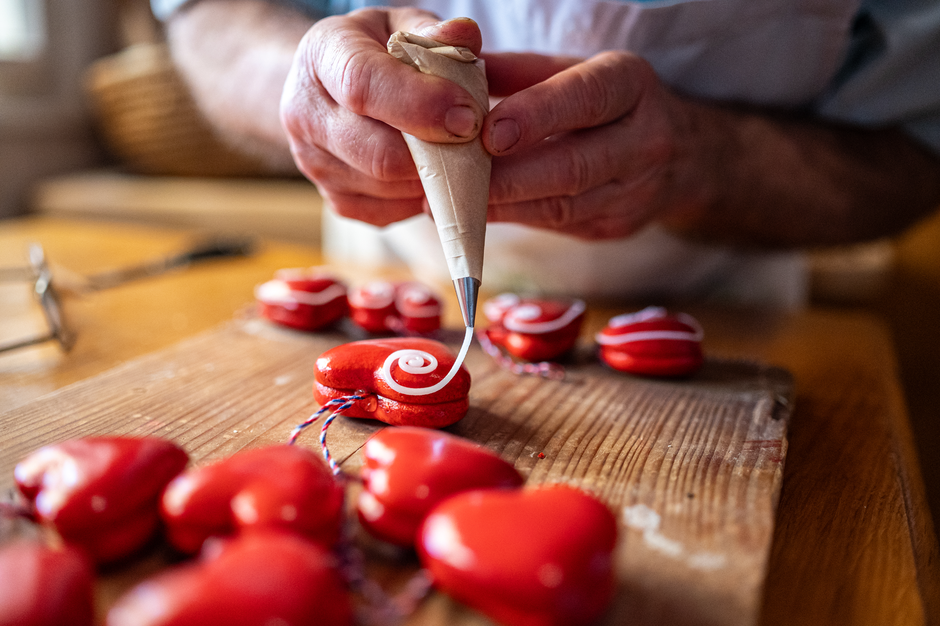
0,235,255,354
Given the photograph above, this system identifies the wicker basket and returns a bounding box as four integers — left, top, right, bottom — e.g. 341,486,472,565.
85,43,269,177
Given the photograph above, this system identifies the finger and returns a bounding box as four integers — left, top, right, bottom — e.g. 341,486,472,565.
322,190,426,227
393,11,483,56
309,10,485,142
488,120,673,203
483,51,656,155
480,52,581,97
487,182,657,240
281,54,421,183
288,140,425,199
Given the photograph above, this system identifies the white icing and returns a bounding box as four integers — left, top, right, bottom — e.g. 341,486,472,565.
378,327,473,397
395,283,441,318
255,279,346,307
483,293,520,322
503,299,586,335
595,308,703,346
349,281,395,309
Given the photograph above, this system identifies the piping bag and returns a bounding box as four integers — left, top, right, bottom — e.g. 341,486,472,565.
387,31,491,331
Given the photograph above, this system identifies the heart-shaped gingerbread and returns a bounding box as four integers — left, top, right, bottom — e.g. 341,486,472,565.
483,294,585,362
418,485,618,626
596,307,704,377
0,542,94,626
14,437,189,563
106,531,353,626
358,427,523,546
255,268,348,331
314,338,471,428
160,445,344,554
349,280,442,334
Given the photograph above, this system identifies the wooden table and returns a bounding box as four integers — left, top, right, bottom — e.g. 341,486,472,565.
1,216,937,625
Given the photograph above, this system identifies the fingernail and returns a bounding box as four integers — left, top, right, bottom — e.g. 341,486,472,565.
489,118,521,153
445,106,479,138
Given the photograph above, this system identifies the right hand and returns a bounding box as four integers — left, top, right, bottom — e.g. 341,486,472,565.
280,9,486,226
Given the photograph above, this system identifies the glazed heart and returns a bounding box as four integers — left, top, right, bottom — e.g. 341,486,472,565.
358,426,523,546
314,337,471,428
0,542,94,626
255,267,348,331
596,306,704,377
348,280,442,334
106,531,353,626
14,437,189,563
160,445,344,554
418,485,618,626
482,293,585,362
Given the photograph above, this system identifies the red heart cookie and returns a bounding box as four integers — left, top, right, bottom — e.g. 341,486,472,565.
160,445,344,554
482,294,585,362
255,267,348,331
358,427,523,546
349,280,442,334
418,485,618,626
14,437,189,563
0,542,94,626
596,307,704,377
106,531,353,626
314,338,471,428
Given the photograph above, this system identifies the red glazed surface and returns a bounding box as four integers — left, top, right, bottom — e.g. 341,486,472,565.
348,281,442,334
255,268,348,331
14,437,189,563
0,542,95,626
358,427,523,546
160,445,344,554
483,294,585,362
418,485,618,626
314,338,471,428
596,307,704,377
106,531,353,626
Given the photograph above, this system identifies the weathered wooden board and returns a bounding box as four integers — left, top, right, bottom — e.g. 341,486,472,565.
0,317,792,626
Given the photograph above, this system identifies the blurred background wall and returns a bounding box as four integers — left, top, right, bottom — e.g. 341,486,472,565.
0,0,121,217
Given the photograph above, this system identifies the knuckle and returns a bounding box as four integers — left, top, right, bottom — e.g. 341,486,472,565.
540,196,574,230
363,140,413,182
556,147,597,196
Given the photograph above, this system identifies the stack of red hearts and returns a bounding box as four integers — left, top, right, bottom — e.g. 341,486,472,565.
111,444,352,626
7,437,353,626
482,293,586,362
356,427,619,626
254,267,349,331
348,280,443,334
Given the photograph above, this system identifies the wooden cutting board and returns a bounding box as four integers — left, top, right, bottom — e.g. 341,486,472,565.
0,317,792,626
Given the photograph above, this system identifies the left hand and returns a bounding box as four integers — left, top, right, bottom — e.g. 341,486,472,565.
481,50,712,240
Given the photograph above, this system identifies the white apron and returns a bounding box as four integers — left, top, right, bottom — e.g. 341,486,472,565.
325,0,861,307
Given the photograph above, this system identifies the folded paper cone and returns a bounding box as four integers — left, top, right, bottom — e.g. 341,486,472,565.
388,31,490,284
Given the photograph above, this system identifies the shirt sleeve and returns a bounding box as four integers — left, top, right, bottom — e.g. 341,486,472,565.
814,0,940,154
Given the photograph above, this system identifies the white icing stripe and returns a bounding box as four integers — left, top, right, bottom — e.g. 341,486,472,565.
596,310,704,345
379,327,473,397
255,280,346,307
348,282,395,309
503,299,586,334
595,329,701,345
483,293,520,322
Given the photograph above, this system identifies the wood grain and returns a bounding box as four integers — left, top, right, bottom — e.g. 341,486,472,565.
0,316,791,626
2,217,937,626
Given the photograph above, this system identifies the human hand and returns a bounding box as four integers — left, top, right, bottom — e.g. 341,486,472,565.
280,9,487,225
481,51,713,239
